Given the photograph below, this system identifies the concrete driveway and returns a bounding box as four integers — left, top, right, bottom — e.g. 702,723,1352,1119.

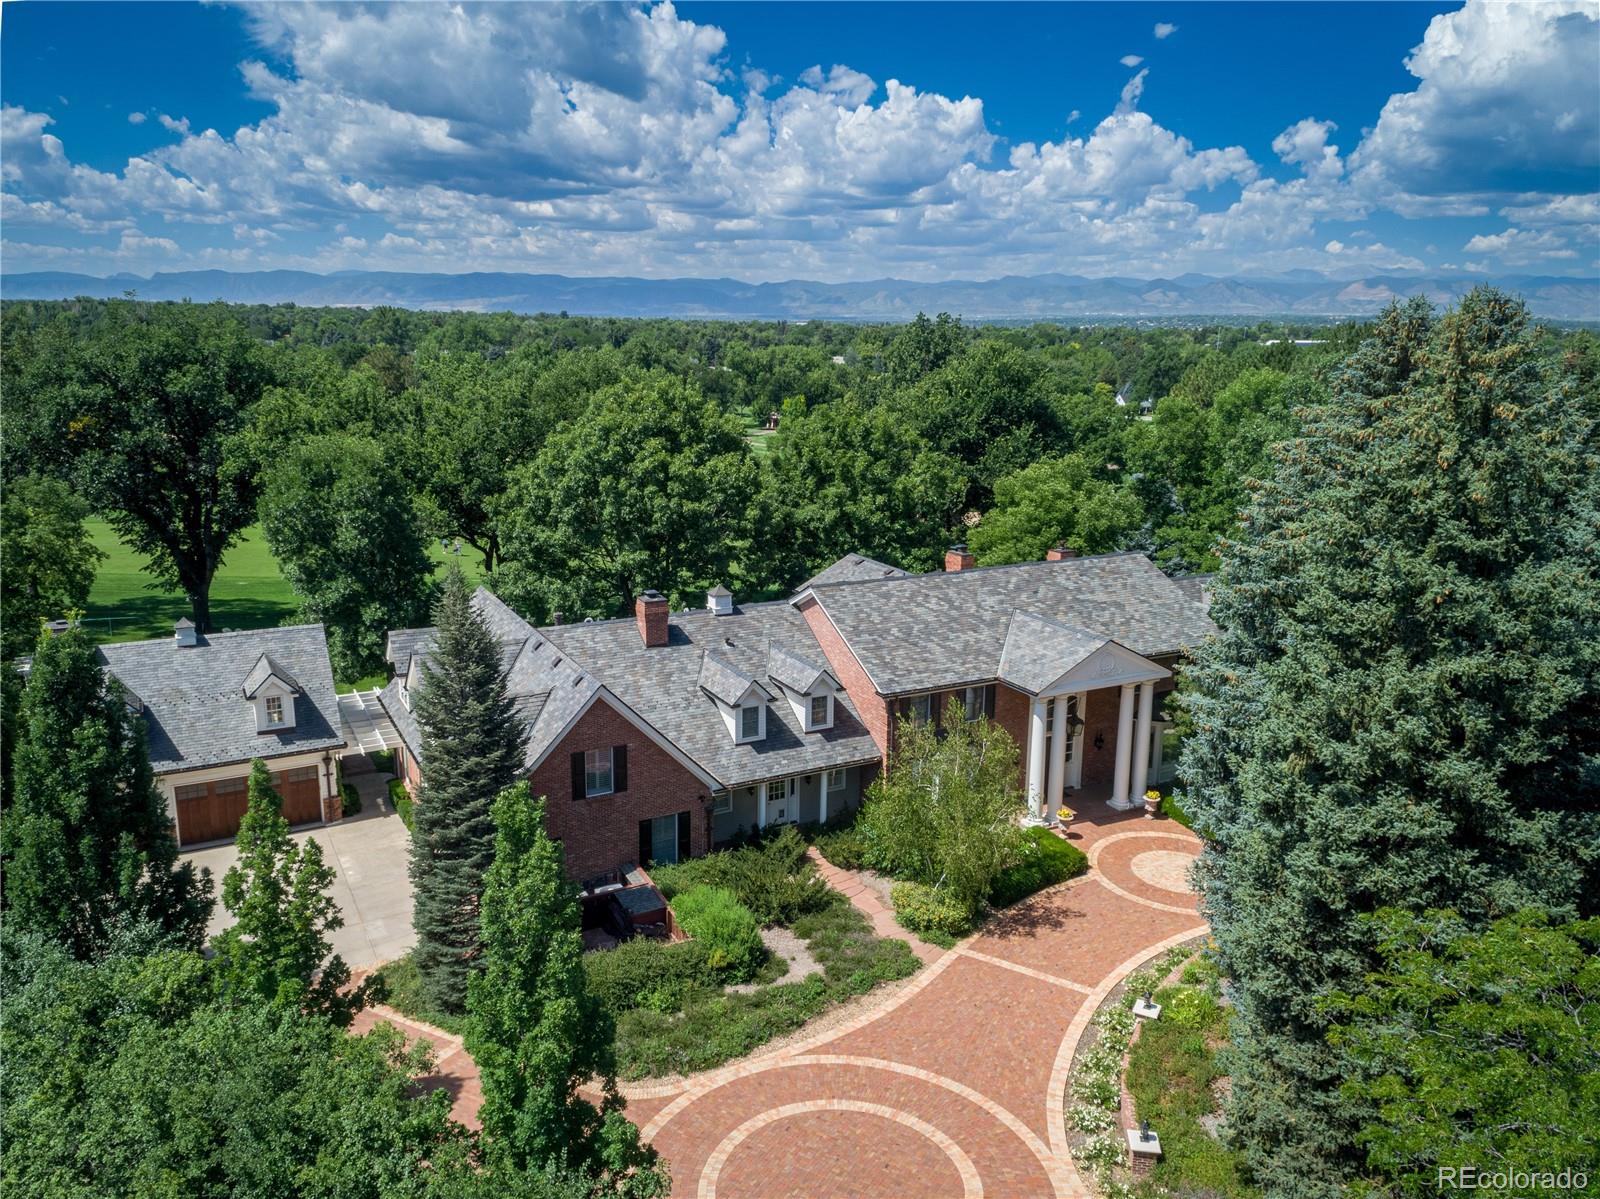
182,772,415,969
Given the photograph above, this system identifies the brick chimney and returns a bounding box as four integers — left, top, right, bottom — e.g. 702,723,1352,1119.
635,591,669,647
944,544,975,572
1046,544,1076,561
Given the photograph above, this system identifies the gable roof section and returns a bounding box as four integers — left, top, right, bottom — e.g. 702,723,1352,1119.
799,551,1216,695
766,643,836,695
99,624,343,774
796,553,909,593
996,612,1108,694
240,652,303,698
698,651,772,707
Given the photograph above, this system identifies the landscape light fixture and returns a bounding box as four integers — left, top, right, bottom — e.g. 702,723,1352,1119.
1140,1121,1155,1143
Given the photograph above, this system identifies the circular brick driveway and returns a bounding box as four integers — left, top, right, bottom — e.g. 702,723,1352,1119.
622,809,1207,1198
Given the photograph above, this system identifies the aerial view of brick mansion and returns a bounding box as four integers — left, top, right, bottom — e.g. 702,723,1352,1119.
380,546,1215,883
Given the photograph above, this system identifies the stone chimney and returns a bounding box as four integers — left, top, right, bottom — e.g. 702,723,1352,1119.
706,586,734,617
174,617,199,648
1046,544,1076,561
944,544,975,572
635,591,669,647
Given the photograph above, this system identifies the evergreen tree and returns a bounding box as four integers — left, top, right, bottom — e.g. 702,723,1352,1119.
212,760,373,1025
1179,290,1600,1196
2,621,211,957
410,564,526,1013
467,783,667,1198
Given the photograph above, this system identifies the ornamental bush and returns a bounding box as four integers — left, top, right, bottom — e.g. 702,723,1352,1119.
582,937,715,1015
653,827,831,926
890,881,973,939
988,827,1088,907
669,887,765,981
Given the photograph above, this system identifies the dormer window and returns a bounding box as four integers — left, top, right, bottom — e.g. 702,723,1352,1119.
266,695,285,726
739,703,764,743
807,693,833,731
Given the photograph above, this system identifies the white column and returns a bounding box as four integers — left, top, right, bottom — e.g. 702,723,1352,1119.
1046,696,1069,823
1111,683,1136,807
757,781,769,829
1130,684,1155,804
819,779,829,826
1026,697,1048,819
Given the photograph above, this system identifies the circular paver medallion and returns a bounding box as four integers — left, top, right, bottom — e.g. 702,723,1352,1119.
1129,849,1197,893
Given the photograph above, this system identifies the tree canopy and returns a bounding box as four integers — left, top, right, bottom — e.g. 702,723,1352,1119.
1179,290,1600,1195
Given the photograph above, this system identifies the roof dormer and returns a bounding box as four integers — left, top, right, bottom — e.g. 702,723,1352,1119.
242,652,302,734
698,651,772,744
767,644,839,732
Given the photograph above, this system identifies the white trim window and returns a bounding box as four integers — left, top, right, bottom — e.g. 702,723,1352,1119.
584,747,614,797
712,792,733,815
265,695,285,726
807,693,833,731
739,703,764,742
827,768,847,792
905,694,933,726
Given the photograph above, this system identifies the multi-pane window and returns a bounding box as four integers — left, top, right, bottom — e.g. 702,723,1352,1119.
809,694,831,727
585,747,614,797
827,769,847,792
907,694,933,725
740,704,762,740
265,695,284,725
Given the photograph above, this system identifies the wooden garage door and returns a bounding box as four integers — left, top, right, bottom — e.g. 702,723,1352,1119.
174,765,324,845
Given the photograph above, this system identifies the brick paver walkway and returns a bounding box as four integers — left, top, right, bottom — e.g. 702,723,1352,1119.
629,806,1206,1198
355,806,1205,1196
806,846,948,965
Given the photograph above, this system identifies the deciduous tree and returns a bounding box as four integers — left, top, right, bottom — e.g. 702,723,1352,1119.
2,622,211,957
260,432,435,681
212,760,373,1025
467,783,667,1197
969,453,1143,565
0,476,105,659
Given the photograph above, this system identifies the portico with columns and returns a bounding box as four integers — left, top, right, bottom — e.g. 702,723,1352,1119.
1017,642,1171,822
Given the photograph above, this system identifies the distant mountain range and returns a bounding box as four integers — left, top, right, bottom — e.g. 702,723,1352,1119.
3,268,1596,322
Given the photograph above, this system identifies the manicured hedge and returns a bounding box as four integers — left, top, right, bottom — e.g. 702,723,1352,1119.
668,886,765,981
988,827,1088,907
368,747,396,775
388,779,413,830
339,780,363,817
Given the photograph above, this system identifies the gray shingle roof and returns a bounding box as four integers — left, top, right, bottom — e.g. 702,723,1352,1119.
796,553,909,592
698,651,771,707
539,600,882,789
378,677,421,757
766,643,835,695
240,653,303,698
1172,574,1215,610
800,551,1216,695
384,627,434,673
98,625,343,774
996,612,1108,694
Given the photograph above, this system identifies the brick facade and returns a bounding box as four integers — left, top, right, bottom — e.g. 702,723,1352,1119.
797,596,893,756
528,695,713,882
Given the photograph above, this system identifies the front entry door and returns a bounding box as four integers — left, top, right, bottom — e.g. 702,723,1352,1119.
769,777,796,824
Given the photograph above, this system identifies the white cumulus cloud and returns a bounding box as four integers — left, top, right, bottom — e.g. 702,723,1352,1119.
1154,23,1178,39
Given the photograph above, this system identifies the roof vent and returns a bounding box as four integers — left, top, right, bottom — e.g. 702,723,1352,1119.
174,617,199,648
707,585,734,617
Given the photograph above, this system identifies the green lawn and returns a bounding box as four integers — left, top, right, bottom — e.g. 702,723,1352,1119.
744,426,777,461
84,518,486,649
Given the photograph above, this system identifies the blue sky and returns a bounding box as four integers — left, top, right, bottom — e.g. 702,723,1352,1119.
2,1,1595,281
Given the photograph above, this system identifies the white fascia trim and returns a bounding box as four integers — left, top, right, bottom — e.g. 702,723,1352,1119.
525,686,722,792
1034,640,1170,697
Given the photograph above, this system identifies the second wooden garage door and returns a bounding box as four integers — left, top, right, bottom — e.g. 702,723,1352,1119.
174,765,324,846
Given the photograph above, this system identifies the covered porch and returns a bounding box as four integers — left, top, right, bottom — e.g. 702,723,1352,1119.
712,762,871,845
1016,639,1173,822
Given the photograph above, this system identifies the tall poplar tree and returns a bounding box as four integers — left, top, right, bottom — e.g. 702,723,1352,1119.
2,622,211,957
1180,289,1600,1196
409,564,526,1013
467,783,666,1198
212,760,373,1025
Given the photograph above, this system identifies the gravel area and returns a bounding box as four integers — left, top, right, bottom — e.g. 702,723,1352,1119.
728,926,821,993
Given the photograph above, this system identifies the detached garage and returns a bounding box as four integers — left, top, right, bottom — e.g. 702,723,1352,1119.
97,621,346,847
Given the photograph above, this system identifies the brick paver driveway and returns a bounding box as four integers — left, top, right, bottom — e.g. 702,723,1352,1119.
625,807,1207,1199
